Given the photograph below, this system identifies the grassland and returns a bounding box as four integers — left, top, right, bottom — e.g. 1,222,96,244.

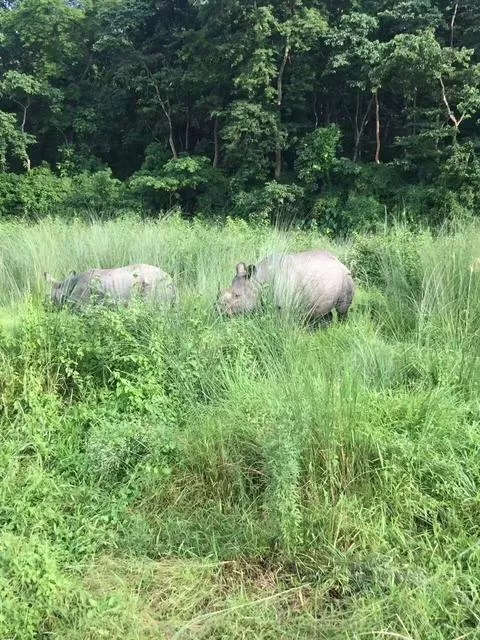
0,214,480,639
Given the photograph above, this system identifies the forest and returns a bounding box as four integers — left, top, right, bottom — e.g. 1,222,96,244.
0,0,480,229
1,2,480,638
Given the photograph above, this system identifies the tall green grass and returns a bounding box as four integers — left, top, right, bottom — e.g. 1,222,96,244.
0,215,480,638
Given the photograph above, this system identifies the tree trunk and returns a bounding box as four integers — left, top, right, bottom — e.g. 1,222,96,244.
274,142,283,180
353,91,372,163
275,37,290,180
450,2,459,47
452,126,458,146
353,91,360,162
20,102,31,172
185,103,190,152
374,89,381,164
139,57,178,159
439,75,464,147
213,116,220,168
153,90,177,159
165,101,178,159
412,87,417,136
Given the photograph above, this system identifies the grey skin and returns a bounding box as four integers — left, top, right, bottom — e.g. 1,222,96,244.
217,250,355,325
44,264,176,308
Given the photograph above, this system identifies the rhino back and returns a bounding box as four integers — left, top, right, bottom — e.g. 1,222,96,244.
255,250,350,317
127,264,176,301
69,264,175,303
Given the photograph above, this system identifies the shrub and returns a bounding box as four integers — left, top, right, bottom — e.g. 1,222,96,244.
129,154,227,214
64,170,123,215
0,171,22,217
0,167,126,220
0,533,83,639
295,124,342,187
0,167,71,219
85,413,177,483
232,181,305,224
350,227,424,290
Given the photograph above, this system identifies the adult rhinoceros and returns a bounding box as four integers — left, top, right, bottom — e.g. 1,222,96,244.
217,250,354,325
44,263,176,308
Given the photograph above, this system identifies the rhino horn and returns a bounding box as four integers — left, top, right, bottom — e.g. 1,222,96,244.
44,272,58,284
235,262,248,277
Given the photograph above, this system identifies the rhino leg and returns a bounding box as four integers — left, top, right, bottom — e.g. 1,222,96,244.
335,275,355,322
308,310,333,330
139,279,152,298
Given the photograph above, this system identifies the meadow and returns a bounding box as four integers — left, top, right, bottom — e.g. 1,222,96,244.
0,214,480,639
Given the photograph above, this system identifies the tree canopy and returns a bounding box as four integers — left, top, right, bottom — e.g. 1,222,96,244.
0,0,479,230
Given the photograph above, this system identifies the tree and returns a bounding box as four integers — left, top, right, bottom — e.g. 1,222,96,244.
0,110,34,170
222,1,326,184
0,71,57,170
326,12,382,162
438,46,480,146
0,0,478,224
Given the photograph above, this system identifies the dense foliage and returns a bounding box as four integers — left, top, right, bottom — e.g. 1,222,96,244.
1,0,480,229
0,216,480,637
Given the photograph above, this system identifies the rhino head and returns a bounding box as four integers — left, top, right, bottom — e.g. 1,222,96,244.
217,262,260,316
44,271,76,307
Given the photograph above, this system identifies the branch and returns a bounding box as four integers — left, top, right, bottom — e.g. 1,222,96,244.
12,97,28,135
20,104,28,136
374,88,381,164
359,96,373,136
52,123,69,145
138,55,178,159
439,75,460,128
152,85,178,160
275,36,291,180
213,116,219,168
450,1,459,48
354,90,360,132
276,37,290,108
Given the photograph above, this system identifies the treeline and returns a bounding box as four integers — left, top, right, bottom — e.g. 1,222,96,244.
0,0,480,231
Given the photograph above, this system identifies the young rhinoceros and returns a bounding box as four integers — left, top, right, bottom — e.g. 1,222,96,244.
217,250,354,324
44,264,176,308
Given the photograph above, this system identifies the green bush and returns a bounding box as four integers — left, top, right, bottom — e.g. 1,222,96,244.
232,181,305,224
0,167,71,218
0,167,126,220
64,170,123,215
0,172,22,216
309,192,385,235
0,534,83,639
350,227,424,291
85,413,177,483
129,154,227,214
295,124,342,187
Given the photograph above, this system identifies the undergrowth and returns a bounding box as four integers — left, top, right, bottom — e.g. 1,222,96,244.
0,216,479,638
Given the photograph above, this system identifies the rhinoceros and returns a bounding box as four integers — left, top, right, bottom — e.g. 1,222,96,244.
44,264,176,308
217,250,354,325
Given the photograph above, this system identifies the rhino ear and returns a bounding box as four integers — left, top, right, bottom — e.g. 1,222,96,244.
69,270,77,277
246,264,256,279
44,272,62,287
235,262,247,277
